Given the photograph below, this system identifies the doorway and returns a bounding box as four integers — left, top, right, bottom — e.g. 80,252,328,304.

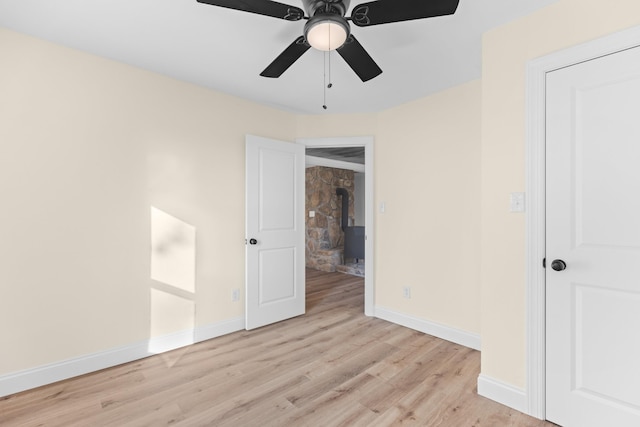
297,136,374,316
305,147,365,276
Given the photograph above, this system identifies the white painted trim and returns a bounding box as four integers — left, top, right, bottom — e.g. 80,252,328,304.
298,136,373,148
478,374,527,414
0,317,244,398
297,136,375,316
305,155,365,173
525,47,548,421
525,24,640,420
374,306,481,351
194,317,245,342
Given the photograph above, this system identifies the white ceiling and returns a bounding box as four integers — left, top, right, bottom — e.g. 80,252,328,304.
0,0,558,114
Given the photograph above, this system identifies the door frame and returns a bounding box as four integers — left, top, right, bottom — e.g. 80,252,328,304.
296,136,374,316
525,24,640,419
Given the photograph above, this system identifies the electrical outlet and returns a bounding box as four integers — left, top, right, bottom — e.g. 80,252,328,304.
403,286,411,299
232,289,240,302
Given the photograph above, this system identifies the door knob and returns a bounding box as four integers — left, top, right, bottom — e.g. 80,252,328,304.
249,238,258,245
551,259,567,271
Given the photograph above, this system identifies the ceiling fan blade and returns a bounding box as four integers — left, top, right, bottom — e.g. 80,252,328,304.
351,0,459,27
196,0,304,21
336,35,382,82
260,36,311,78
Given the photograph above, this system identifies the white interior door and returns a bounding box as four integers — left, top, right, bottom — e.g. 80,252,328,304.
245,135,305,330
546,46,640,426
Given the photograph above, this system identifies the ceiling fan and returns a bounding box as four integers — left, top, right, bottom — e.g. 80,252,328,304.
196,0,460,82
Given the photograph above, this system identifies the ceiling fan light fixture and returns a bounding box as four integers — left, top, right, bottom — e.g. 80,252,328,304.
304,15,349,51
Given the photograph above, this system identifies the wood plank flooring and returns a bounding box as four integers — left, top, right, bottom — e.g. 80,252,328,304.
0,269,557,426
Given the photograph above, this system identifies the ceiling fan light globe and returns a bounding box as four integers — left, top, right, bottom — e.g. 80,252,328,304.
304,16,349,51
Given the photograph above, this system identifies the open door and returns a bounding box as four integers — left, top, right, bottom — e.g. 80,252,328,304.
245,135,305,330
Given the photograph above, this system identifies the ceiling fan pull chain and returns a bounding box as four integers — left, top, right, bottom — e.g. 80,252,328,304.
323,51,328,109
322,22,337,110
328,48,333,89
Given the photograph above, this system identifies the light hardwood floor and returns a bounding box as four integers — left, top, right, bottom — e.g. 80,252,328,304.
1,269,557,426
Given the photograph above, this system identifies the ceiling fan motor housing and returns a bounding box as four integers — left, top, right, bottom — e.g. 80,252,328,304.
302,0,351,51
302,0,350,17
304,14,350,51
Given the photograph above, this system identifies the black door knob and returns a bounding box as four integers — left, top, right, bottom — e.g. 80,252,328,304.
249,238,258,245
551,259,567,271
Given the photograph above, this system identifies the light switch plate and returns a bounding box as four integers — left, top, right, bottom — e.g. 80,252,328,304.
510,192,526,213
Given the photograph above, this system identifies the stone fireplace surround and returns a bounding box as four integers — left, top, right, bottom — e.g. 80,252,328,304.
305,166,355,272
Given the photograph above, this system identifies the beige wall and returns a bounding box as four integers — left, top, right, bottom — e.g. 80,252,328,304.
297,80,482,335
295,113,378,139
0,28,295,374
375,81,482,333
0,26,482,384
481,0,640,387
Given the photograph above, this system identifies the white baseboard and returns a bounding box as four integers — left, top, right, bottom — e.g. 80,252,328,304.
373,306,481,350
477,374,527,414
0,317,245,398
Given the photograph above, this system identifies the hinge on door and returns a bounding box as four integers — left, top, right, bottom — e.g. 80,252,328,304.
542,258,546,268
